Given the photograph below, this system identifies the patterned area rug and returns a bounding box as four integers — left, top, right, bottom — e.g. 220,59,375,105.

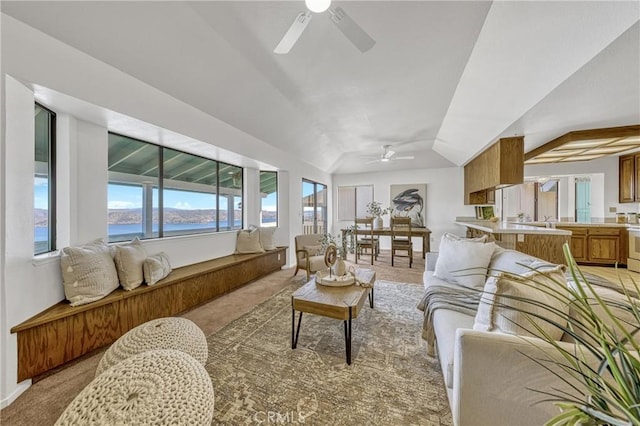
206,280,452,425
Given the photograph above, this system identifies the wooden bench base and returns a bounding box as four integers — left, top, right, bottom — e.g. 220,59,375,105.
11,247,287,382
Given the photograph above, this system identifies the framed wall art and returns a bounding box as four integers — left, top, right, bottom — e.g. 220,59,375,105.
390,184,426,227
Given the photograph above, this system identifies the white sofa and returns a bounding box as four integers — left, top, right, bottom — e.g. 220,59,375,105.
423,248,602,426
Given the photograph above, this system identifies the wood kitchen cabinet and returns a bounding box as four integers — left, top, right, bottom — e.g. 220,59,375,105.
556,226,627,265
619,153,640,203
564,227,588,262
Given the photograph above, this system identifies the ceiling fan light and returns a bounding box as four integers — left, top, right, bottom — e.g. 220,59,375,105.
380,158,390,162
305,0,331,13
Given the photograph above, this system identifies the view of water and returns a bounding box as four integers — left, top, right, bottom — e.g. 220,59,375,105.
35,218,275,244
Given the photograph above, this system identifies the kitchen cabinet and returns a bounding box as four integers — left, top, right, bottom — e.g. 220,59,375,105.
619,153,640,203
564,227,587,262
464,136,523,205
556,226,627,265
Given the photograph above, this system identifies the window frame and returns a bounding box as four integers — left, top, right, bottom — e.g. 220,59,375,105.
34,102,56,255
107,132,244,242
260,170,278,227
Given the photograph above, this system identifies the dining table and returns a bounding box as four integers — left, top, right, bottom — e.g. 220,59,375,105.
341,226,431,259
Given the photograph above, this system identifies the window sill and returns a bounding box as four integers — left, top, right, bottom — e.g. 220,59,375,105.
32,250,61,266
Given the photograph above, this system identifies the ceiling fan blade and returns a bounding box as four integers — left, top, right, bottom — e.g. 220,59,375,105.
384,149,396,159
328,7,375,53
391,156,415,161
274,11,312,54
365,159,381,164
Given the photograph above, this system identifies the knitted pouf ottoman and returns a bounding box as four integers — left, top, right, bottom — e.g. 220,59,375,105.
55,349,215,426
96,317,208,376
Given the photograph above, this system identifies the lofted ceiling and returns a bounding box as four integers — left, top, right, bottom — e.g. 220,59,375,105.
2,1,639,175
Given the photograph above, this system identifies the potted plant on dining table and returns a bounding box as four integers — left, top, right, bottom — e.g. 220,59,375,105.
366,201,391,230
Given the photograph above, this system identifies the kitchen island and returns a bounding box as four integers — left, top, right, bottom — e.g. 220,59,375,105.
455,220,571,265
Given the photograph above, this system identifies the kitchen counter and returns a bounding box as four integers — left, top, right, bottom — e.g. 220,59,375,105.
521,221,637,228
455,220,570,264
455,221,571,235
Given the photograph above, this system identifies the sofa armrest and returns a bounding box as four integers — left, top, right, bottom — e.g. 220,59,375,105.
426,252,439,272
452,329,593,426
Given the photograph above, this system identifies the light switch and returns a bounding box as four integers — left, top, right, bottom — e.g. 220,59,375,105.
517,233,525,242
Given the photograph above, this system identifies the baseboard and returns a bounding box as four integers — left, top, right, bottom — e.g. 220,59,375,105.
0,380,31,409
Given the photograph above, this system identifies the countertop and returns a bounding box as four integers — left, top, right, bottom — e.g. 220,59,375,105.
515,221,640,229
455,221,572,235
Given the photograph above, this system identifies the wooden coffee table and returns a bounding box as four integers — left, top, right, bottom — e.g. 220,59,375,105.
291,268,376,365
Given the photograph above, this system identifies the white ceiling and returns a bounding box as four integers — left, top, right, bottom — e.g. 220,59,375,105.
2,1,639,174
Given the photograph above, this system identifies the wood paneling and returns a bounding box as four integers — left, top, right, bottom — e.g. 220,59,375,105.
464,136,524,204
525,125,640,162
12,247,287,381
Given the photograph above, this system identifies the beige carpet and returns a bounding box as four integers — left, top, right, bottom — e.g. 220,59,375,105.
208,280,451,425
1,251,429,425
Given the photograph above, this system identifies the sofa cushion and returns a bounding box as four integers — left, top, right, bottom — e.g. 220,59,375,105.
434,233,496,289
487,247,543,276
60,239,120,306
143,252,172,286
433,308,475,389
567,280,640,347
473,265,568,341
114,237,147,290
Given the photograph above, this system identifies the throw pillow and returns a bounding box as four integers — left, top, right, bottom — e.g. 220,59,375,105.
433,233,496,289
258,227,276,251
60,239,120,306
473,265,569,341
303,245,323,256
114,238,148,290
143,252,173,286
567,281,640,347
235,228,265,254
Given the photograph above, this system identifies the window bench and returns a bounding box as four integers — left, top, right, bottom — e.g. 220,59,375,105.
11,247,287,382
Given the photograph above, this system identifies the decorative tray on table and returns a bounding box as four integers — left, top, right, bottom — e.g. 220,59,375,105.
315,270,355,287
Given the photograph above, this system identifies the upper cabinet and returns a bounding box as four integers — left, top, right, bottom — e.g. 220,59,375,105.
464,136,524,205
619,153,640,203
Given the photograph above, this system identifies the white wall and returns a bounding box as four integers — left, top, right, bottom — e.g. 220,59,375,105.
0,14,331,406
333,167,474,252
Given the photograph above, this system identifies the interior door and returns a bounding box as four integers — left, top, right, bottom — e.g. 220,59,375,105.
575,178,591,222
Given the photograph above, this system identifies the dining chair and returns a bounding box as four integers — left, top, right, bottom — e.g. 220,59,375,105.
391,216,413,268
355,217,378,265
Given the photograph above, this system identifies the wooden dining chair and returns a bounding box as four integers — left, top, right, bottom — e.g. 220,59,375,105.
355,217,378,265
391,216,413,268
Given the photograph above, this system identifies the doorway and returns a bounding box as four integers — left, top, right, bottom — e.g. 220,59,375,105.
575,178,591,222
302,179,327,234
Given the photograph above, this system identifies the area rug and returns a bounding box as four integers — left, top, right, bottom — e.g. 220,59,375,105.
206,280,452,425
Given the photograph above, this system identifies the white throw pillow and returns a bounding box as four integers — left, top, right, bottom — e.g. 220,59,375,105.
60,239,120,306
114,238,148,290
433,233,496,289
143,252,173,286
473,265,569,341
258,227,276,250
235,228,265,254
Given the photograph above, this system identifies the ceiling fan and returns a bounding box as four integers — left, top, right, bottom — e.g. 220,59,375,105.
365,145,415,164
274,0,375,54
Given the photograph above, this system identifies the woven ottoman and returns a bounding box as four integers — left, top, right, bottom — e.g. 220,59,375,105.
55,349,215,425
96,317,208,376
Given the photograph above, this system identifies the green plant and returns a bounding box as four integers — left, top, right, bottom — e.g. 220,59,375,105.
320,232,347,259
366,201,391,218
504,244,640,425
